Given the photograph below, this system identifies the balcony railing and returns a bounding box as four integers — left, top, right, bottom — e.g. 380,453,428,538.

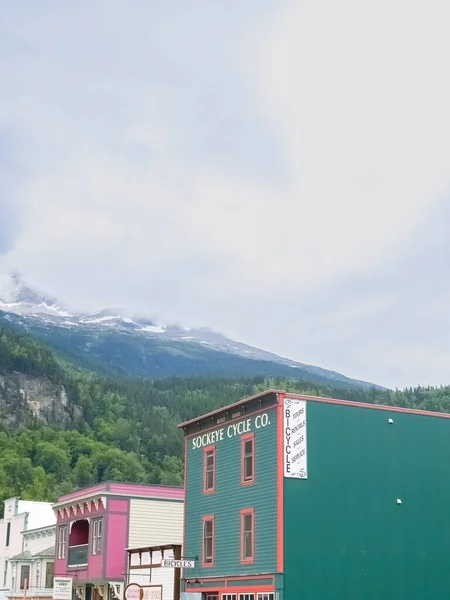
68,544,88,567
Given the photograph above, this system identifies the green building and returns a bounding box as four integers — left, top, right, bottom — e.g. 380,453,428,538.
178,388,450,600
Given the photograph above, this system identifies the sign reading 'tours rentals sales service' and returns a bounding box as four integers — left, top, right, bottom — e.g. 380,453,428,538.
283,397,307,479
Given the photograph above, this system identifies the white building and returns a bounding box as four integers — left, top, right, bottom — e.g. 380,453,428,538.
127,545,181,600
7,524,55,600
0,498,55,600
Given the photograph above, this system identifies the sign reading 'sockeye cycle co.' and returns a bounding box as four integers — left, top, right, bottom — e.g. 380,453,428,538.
191,412,271,449
283,397,307,479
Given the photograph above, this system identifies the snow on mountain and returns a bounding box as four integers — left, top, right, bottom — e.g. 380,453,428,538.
0,273,381,389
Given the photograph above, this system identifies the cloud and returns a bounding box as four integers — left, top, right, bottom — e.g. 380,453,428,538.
1,0,450,386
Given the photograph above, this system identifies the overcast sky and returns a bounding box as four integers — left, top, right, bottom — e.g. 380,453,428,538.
1,0,450,389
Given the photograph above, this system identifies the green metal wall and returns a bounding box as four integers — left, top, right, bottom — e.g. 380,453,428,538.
283,401,450,600
184,406,278,580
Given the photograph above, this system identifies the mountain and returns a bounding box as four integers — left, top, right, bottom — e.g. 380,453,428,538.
0,273,381,389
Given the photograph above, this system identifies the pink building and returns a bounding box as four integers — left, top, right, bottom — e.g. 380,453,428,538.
53,483,184,600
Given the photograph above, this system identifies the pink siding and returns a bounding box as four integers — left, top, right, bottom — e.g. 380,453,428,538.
106,512,128,578
88,554,103,578
55,555,102,579
109,483,184,500
108,499,128,512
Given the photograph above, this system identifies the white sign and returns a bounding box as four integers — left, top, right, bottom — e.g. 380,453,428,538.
53,577,73,600
283,397,307,478
142,586,162,600
125,584,143,600
161,559,195,568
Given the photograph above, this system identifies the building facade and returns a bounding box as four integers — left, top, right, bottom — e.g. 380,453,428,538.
0,499,55,600
127,544,182,600
7,524,55,600
53,482,184,600
179,388,450,600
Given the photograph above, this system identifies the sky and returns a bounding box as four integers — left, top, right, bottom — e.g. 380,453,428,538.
1,0,450,389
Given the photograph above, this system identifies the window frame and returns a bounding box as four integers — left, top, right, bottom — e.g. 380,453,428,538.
202,515,215,567
257,594,275,600
19,565,30,590
241,433,255,486
203,445,216,494
240,508,255,564
238,594,255,600
222,595,237,600
57,525,67,560
45,562,54,589
92,518,103,556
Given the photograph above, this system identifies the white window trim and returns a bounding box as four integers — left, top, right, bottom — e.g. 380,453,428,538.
238,594,255,600
222,595,237,600
57,526,67,560
92,518,103,555
257,594,275,600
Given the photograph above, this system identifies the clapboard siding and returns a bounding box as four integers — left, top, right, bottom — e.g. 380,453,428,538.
184,406,278,579
128,500,184,548
22,532,55,555
129,566,176,600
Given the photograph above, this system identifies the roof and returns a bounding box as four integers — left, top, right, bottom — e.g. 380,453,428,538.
22,523,56,536
126,543,181,552
33,546,54,558
177,389,283,428
54,481,184,508
177,388,450,430
9,551,32,561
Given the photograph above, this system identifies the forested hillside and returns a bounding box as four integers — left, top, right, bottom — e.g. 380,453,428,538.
1,325,449,517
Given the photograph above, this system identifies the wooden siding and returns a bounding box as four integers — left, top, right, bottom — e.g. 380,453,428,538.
128,500,184,549
129,566,176,600
22,533,55,556
283,400,450,600
184,406,278,579
106,512,128,579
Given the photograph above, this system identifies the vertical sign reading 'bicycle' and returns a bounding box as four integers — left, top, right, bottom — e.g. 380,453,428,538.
283,397,308,479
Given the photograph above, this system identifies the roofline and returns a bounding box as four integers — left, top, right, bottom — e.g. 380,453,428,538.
178,388,450,430
177,389,284,428
22,524,56,536
126,543,181,552
54,481,184,507
285,392,450,419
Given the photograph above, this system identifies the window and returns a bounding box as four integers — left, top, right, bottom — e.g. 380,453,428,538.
57,526,67,560
5,522,10,547
92,519,103,555
205,595,219,600
3,560,8,586
240,508,254,563
241,434,254,485
20,565,30,590
257,595,275,600
204,447,216,493
202,516,214,566
45,562,54,589
222,595,237,600
238,595,254,600
35,563,40,587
